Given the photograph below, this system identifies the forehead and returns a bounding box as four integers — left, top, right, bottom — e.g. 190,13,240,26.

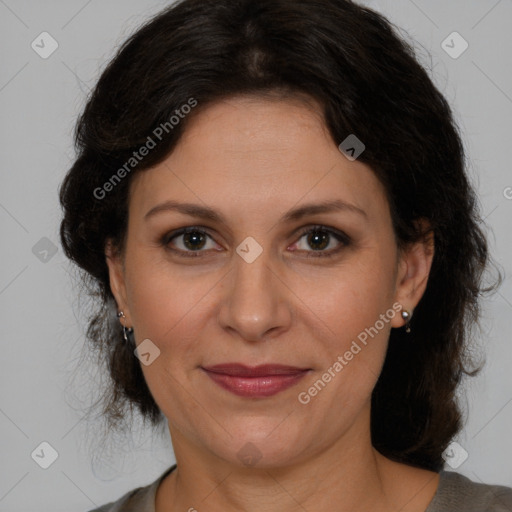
128,96,389,225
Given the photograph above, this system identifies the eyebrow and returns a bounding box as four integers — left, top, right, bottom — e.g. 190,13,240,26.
144,198,368,223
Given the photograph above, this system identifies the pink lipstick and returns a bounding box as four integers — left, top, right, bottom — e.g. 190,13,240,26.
201,363,310,398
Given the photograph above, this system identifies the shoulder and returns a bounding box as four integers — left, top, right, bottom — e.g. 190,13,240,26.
86,465,177,512
427,470,512,512
86,485,153,512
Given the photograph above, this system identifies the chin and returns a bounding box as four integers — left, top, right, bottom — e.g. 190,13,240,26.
210,420,315,470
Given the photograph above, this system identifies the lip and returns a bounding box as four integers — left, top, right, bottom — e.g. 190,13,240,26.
201,364,310,398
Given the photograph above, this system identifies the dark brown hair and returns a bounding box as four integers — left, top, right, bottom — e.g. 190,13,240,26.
59,0,501,471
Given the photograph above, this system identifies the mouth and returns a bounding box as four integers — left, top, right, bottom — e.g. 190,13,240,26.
201,363,311,398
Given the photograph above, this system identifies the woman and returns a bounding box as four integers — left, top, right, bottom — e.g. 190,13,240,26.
59,0,512,511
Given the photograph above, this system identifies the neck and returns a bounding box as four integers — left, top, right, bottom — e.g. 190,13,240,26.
155,411,428,512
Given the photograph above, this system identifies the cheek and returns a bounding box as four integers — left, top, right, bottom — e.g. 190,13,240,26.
296,282,393,431
299,251,395,343
295,248,396,397
124,249,216,342
124,259,215,425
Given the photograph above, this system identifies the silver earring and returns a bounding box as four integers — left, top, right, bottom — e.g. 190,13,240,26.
117,311,134,342
401,309,412,334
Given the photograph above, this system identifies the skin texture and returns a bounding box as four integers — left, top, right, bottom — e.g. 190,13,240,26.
106,96,438,512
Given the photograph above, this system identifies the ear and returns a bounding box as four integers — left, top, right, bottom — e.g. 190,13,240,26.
390,219,435,329
105,239,132,324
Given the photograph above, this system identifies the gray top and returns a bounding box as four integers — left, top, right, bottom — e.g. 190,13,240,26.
88,465,512,512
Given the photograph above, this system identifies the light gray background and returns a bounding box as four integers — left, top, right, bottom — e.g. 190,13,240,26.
0,1,511,511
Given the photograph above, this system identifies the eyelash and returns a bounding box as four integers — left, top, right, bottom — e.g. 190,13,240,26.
160,225,351,259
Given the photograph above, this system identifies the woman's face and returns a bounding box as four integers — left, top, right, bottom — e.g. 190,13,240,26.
107,95,432,468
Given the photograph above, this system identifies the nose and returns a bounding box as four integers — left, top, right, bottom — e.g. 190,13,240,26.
218,249,293,342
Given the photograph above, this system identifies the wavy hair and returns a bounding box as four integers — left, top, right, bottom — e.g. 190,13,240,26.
59,0,501,471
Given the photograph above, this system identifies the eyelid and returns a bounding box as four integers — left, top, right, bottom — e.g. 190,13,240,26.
161,226,222,256
288,224,351,258
161,224,351,257
292,224,351,244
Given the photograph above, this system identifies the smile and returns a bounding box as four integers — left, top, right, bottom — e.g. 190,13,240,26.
201,364,310,398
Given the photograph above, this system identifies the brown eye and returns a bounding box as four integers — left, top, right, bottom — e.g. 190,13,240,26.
306,230,330,251
163,227,221,256
182,231,208,250
289,225,351,258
